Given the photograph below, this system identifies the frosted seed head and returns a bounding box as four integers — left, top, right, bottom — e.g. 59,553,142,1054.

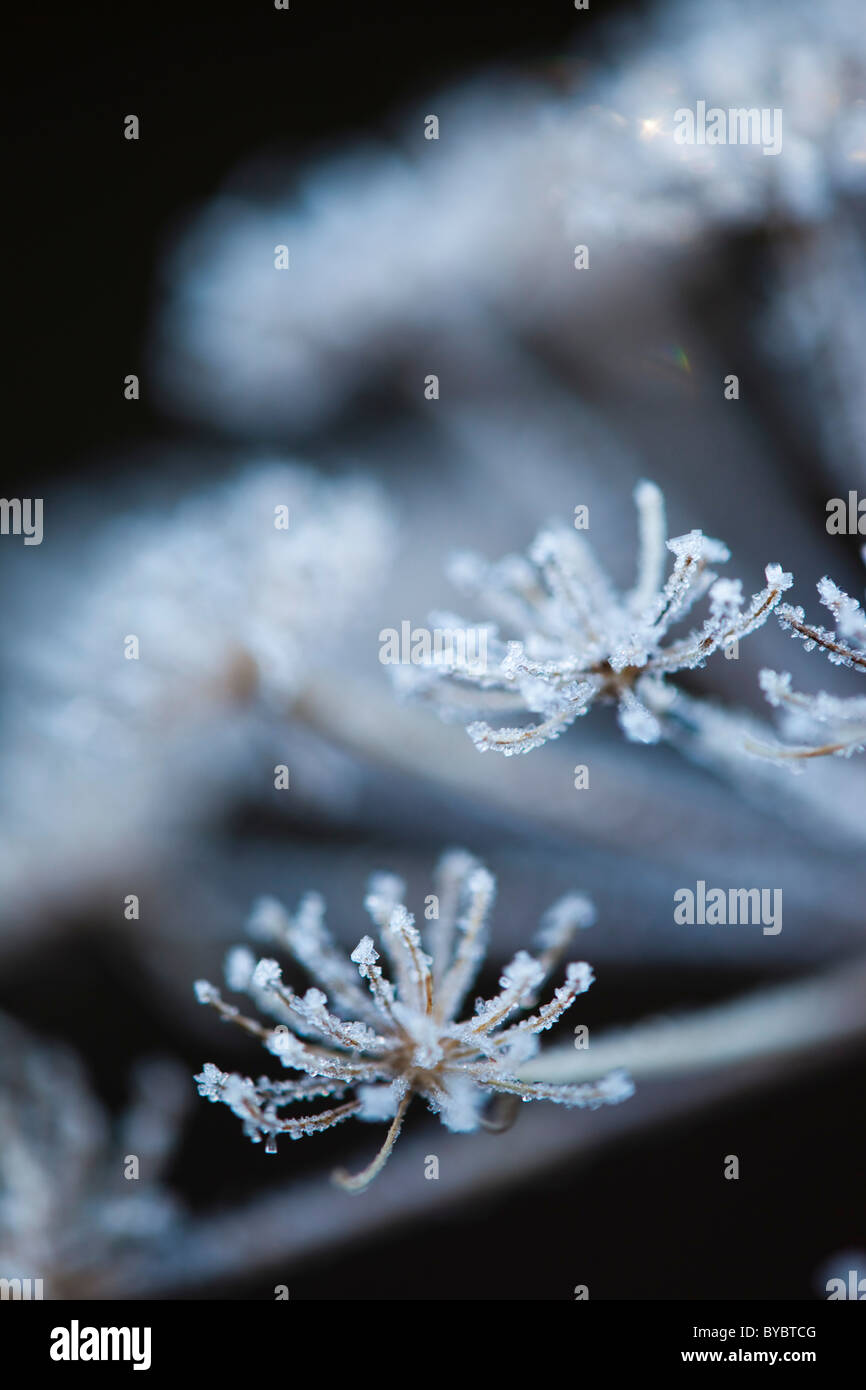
192,852,630,1187
193,979,218,1005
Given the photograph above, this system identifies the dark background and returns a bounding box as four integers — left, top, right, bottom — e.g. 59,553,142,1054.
5,0,863,1300
9,0,649,493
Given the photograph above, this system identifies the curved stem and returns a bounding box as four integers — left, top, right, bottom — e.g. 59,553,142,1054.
332,1090,413,1194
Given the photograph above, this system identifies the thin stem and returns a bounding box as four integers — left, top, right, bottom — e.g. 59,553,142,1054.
332,1090,413,1194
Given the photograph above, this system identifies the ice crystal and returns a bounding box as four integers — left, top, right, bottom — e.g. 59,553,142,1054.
401,481,792,756
756,557,866,759
194,850,632,1192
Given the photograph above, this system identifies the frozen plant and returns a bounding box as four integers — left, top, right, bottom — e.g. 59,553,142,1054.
18,461,390,718
0,1013,187,1298
194,850,633,1192
0,461,391,918
399,480,792,755
154,0,866,435
755,554,866,760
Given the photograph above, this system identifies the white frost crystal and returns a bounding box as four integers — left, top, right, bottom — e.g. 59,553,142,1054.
757,560,866,760
402,480,792,756
194,850,632,1192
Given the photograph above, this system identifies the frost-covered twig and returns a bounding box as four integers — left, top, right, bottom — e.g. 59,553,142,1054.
108,954,866,1298
399,480,792,757
194,851,632,1192
754,555,866,760
520,956,866,1084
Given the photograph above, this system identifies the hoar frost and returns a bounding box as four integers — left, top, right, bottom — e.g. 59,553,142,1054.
399,480,793,756
755,552,866,760
194,850,632,1192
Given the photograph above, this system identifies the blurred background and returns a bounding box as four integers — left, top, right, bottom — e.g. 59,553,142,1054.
2,0,865,1299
